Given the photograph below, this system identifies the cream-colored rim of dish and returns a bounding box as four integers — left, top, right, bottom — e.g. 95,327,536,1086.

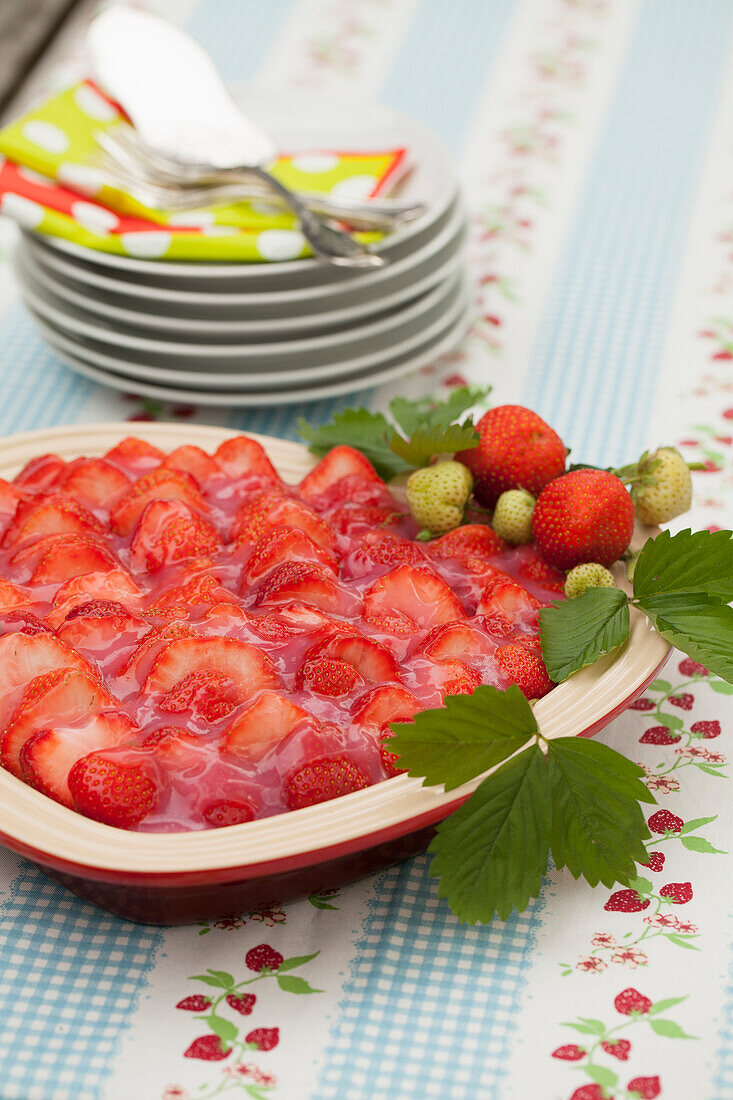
0,423,670,874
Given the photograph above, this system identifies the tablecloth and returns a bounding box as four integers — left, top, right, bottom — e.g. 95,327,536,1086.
0,1,731,1098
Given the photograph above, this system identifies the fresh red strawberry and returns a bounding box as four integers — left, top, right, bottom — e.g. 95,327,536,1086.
176,995,212,1011
245,1027,279,1052
307,632,401,683
243,526,337,585
226,993,256,1015
640,852,665,872
614,988,653,1015
626,1076,661,1099
284,755,370,809
363,565,466,631
110,468,205,536
532,470,635,569
58,600,145,652
551,1044,586,1061
232,491,334,551
478,580,542,637
648,809,684,834
296,658,365,697
678,657,708,677
639,726,680,745
0,632,94,729
13,454,66,492
427,524,507,568
495,643,554,698
345,531,427,578
104,437,165,474
21,713,137,807
24,534,117,586
145,637,280,714
691,720,720,738
214,435,279,482
601,1039,631,1061
2,493,106,549
515,549,566,594
0,579,33,613
49,569,142,627
183,1035,231,1061
298,446,381,504
59,458,130,509
1,668,117,777
145,572,232,618
159,669,242,722
202,799,255,827
245,944,283,972
669,693,694,710
162,445,219,482
604,889,650,913
456,405,567,506
660,881,692,904
68,752,159,827
130,500,222,573
254,561,343,613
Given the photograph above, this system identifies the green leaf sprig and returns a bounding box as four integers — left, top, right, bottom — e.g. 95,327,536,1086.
540,529,733,683
389,685,654,924
297,385,491,480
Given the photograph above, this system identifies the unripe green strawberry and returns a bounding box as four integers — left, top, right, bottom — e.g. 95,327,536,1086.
406,461,473,534
631,447,692,524
564,562,616,599
492,490,535,544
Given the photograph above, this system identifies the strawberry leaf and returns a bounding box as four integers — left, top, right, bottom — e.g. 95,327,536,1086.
389,421,479,467
638,592,733,682
389,385,490,437
428,744,552,923
547,737,653,888
388,684,537,791
633,528,733,602
297,408,411,480
539,588,630,682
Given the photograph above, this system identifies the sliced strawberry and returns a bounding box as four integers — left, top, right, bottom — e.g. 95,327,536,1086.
304,475,393,512
243,526,337,585
352,684,421,776
254,561,344,613
118,621,193,683
162,445,219,482
13,454,66,492
421,620,495,663
214,436,279,482
428,524,508,574
21,712,137,807
48,569,143,627
196,602,249,634
58,600,145,652
232,492,334,551
130,500,222,573
0,478,28,526
330,502,405,536
363,565,466,632
0,611,53,636
477,579,542,637
495,643,554,699
284,754,370,809
202,800,255,827
224,691,311,760
295,657,365,697
298,446,381,504
145,572,233,618
516,548,566,595
2,493,106,549
307,632,401,683
1,668,116,777
68,751,160,828
23,534,117,585
59,459,131,510
344,531,427,578
158,668,242,723
144,637,280,706
0,632,93,728
415,657,482,699
0,579,33,613
110,468,205,536
104,437,165,474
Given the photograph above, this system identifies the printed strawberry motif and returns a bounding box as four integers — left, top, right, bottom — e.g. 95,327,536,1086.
627,1076,661,1099
630,697,656,711
532,469,635,569
183,1035,231,1061
568,1086,607,1100
678,657,709,677
639,726,680,745
640,852,665,872
604,889,650,913
226,993,256,1016
614,988,652,1015
601,1039,631,1061
659,881,692,904
648,810,684,834
176,995,211,1011
245,1027,280,1051
668,693,694,710
245,944,284,973
551,1044,586,1061
691,720,720,738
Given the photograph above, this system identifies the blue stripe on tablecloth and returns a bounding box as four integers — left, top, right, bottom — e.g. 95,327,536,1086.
0,864,163,1100
185,0,298,84
714,948,733,1098
522,0,733,468
315,855,546,1100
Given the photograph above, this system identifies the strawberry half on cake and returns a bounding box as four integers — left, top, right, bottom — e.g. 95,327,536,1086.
0,436,560,832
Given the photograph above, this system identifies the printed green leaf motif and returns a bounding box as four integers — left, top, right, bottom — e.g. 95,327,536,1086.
639,592,733,682
277,974,323,994
206,1015,238,1043
648,996,688,1015
649,678,671,692
562,1018,606,1035
389,385,490,437
389,684,537,791
678,816,717,834
277,952,320,972
297,408,411,481
539,588,630,682
649,1018,697,1039
390,421,479,467
656,712,684,730
586,1065,618,1088
710,679,733,694
666,934,701,950
632,528,733,602
697,764,727,776
547,737,653,888
429,744,551,923
680,835,726,854
626,875,653,895
189,972,235,989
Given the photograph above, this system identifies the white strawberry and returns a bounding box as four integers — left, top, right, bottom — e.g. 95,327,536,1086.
619,447,693,525
564,562,616,599
491,489,535,544
406,461,473,535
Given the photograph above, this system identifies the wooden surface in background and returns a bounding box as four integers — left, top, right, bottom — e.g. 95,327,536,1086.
0,0,79,113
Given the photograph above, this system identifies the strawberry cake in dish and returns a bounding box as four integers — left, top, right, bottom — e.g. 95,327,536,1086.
0,424,669,922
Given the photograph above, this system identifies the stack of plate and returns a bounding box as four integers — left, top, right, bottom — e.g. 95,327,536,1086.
14,97,469,407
